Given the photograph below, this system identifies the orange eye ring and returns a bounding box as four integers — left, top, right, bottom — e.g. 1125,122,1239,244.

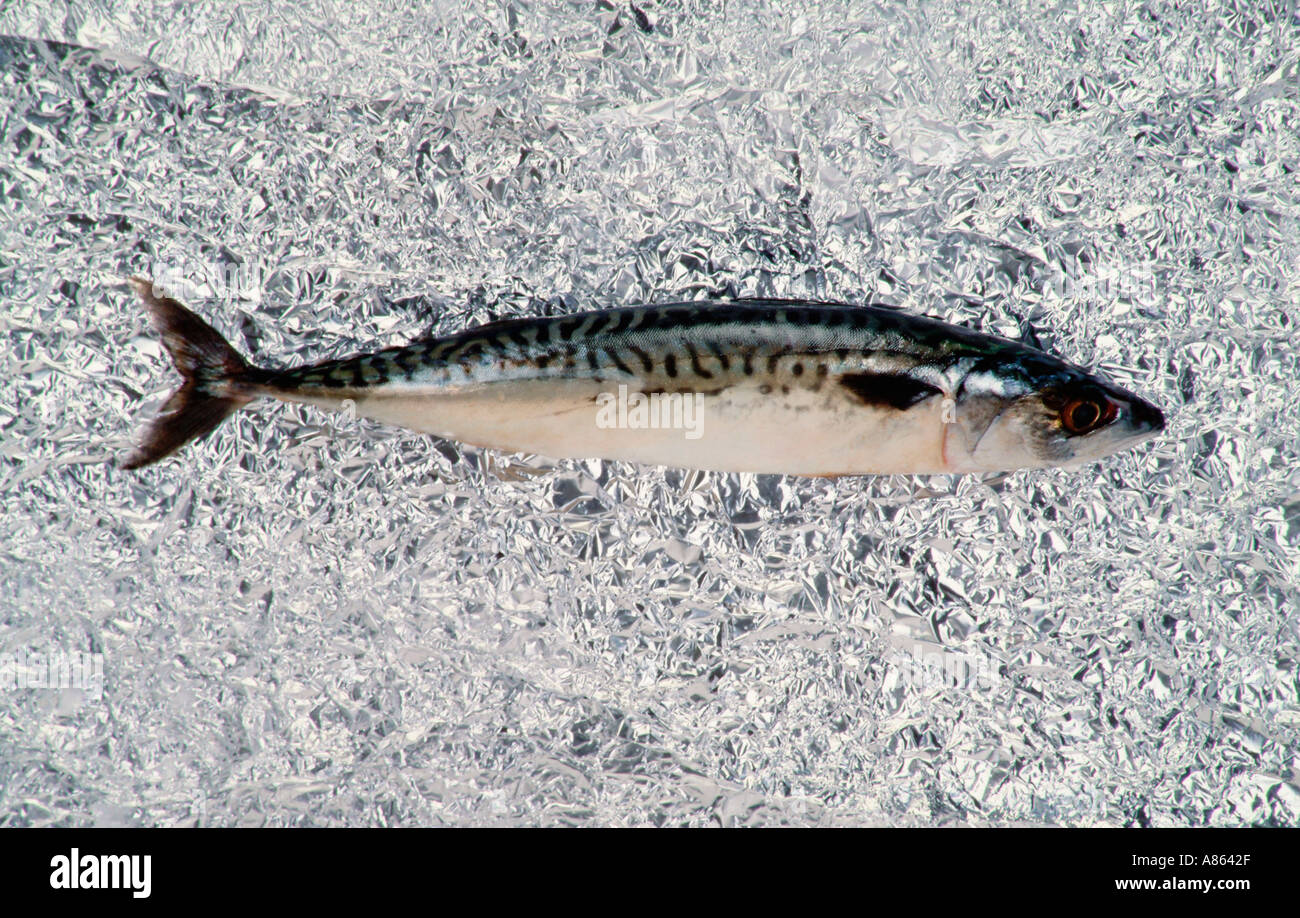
1061,397,1117,435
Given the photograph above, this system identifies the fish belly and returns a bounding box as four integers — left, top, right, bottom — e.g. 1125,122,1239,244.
336,378,951,476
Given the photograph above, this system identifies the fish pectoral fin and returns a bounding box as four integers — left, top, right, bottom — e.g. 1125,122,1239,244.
838,372,942,410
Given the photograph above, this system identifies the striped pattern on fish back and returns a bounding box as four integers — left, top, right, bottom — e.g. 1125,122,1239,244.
267,298,1031,393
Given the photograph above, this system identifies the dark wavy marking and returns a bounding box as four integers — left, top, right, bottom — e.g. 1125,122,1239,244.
605,348,634,375
627,346,653,372
685,343,713,379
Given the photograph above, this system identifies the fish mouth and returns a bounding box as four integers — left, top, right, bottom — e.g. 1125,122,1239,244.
1095,376,1164,438
1126,395,1165,435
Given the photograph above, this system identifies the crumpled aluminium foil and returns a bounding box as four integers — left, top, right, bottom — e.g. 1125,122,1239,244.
0,1,1297,826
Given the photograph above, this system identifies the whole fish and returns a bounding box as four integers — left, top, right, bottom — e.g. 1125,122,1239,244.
121,277,1164,476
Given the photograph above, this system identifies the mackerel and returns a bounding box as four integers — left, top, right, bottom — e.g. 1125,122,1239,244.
121,277,1164,476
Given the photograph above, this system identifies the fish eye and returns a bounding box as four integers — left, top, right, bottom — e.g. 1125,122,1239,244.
1060,394,1117,435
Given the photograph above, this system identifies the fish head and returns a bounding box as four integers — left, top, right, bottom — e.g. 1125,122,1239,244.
946,353,1165,473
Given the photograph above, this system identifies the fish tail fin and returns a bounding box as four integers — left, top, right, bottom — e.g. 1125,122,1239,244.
120,277,262,469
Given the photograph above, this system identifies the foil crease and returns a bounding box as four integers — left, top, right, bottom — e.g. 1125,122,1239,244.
0,1,1297,826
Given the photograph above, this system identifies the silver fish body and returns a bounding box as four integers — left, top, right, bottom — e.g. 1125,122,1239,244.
121,278,1165,475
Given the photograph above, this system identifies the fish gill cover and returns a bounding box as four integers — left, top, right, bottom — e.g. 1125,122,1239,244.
0,1,1297,826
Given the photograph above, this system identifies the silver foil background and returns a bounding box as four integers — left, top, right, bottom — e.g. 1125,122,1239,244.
1,1,1297,826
